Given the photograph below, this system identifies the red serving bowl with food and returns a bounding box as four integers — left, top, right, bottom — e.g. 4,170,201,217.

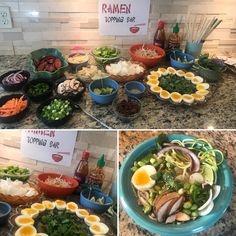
129,44,166,66
36,172,79,198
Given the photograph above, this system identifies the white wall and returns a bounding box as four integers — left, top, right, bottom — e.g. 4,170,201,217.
0,130,117,193
0,0,235,56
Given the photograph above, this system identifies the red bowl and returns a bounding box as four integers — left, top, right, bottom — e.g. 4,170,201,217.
36,173,79,198
129,44,166,66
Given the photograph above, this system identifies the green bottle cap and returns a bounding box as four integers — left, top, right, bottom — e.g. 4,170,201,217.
173,23,179,33
97,154,105,167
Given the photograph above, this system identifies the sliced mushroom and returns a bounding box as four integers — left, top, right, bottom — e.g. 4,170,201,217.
156,199,174,222
165,214,177,224
175,212,191,222
154,192,180,212
168,196,185,216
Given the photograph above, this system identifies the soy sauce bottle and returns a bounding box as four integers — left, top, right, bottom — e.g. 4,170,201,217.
153,20,166,49
74,151,90,184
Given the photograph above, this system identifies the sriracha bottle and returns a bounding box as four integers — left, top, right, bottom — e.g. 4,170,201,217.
87,154,105,189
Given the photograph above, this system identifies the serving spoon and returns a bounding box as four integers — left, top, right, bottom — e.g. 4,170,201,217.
74,103,112,129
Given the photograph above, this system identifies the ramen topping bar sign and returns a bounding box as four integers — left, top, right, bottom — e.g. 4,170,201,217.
20,130,77,166
98,0,150,35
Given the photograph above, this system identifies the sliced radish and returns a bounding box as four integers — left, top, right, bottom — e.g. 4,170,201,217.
198,189,212,211
212,185,221,200
199,201,214,216
189,173,204,184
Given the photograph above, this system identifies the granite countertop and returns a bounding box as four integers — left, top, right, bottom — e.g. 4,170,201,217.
119,131,236,236
0,55,236,129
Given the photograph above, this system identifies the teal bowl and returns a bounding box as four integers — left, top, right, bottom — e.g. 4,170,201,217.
29,48,68,79
119,134,233,236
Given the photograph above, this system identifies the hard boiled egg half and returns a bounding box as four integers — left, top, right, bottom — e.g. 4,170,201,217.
89,223,109,235
150,70,162,77
76,209,90,219
196,90,209,96
66,202,78,213
131,165,156,191
150,85,162,93
15,225,37,236
36,234,49,236
196,83,209,90
176,70,185,77
15,215,34,227
85,215,100,226
55,200,66,210
182,94,194,104
170,92,182,103
21,208,39,218
31,203,46,212
147,74,159,80
192,93,205,102
158,67,168,75
160,90,170,100
192,76,203,84
147,78,159,86
184,72,195,80
167,67,176,74
42,200,55,210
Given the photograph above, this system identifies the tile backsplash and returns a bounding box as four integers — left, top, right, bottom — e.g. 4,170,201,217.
0,0,235,56
0,130,117,193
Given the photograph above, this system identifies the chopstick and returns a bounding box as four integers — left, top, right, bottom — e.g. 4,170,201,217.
185,14,222,43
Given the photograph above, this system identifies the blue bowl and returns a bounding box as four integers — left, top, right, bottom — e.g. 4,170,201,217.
170,52,195,69
89,78,119,105
124,81,146,99
0,201,11,226
119,134,233,236
80,189,113,214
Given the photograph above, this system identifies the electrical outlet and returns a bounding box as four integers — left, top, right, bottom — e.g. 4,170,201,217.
0,6,12,28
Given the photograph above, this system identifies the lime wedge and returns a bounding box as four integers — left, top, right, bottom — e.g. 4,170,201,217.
202,164,215,185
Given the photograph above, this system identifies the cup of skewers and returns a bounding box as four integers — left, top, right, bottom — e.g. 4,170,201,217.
185,16,222,58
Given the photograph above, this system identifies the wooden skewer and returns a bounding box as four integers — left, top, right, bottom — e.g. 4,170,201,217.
185,14,222,44
194,15,205,43
202,19,222,41
202,17,217,40
191,15,197,43
197,17,212,43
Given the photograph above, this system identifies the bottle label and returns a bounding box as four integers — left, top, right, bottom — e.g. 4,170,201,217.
75,174,86,184
154,40,164,48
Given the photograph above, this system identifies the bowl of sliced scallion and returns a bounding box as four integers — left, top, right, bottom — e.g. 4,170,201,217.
36,97,74,127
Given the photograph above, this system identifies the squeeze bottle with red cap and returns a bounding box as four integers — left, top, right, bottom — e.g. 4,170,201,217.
74,151,90,184
153,20,166,49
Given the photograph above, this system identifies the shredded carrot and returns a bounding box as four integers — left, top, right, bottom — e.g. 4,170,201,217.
0,96,27,117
